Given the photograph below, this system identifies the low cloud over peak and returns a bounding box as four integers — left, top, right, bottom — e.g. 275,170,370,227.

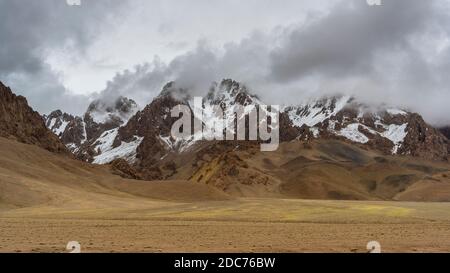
1,0,450,125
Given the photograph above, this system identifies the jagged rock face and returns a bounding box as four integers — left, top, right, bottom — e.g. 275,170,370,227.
286,97,448,161
43,96,139,161
402,115,448,161
111,83,194,179
117,91,185,170
44,110,66,134
440,127,450,140
441,127,450,156
60,117,85,149
0,81,68,154
44,110,86,152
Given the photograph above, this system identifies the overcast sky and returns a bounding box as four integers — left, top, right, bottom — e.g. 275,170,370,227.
1,0,450,125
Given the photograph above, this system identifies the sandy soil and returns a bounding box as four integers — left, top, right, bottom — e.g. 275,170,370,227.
2,198,450,253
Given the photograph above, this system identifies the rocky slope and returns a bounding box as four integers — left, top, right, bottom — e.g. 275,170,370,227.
181,139,450,200
0,81,67,153
44,110,86,151
286,97,448,161
440,127,450,140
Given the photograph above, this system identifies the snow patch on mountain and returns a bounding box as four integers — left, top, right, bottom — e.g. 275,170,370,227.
173,82,264,151
48,118,57,130
93,138,143,164
66,143,78,152
93,128,119,154
53,120,69,136
379,123,408,154
160,135,174,149
92,129,143,164
331,119,408,154
336,123,370,144
287,96,351,128
310,127,320,138
81,121,87,144
45,112,72,137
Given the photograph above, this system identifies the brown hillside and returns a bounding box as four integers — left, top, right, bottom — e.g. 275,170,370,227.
0,137,231,211
160,140,450,201
0,81,67,154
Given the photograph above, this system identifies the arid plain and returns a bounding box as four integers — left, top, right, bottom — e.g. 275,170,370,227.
2,137,450,253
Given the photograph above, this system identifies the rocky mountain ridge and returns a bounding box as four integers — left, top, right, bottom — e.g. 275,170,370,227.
0,81,67,154
43,79,448,178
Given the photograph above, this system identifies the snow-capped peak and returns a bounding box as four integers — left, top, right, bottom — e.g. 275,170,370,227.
86,96,139,125
284,95,413,155
44,110,74,137
207,79,261,107
285,95,352,128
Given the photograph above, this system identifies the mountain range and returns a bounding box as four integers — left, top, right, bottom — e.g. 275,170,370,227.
1,80,450,200
44,79,449,164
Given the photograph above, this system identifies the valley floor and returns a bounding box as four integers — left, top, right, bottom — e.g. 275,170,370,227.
2,198,450,253
1,137,450,253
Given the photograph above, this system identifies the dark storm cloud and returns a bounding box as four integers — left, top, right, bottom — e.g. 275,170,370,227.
0,0,118,75
96,34,273,107
3,66,92,115
97,60,171,107
101,0,450,124
263,0,450,125
269,0,438,81
2,0,450,124
96,44,223,106
0,0,128,114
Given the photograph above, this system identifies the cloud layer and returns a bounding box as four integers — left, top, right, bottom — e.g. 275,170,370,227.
0,0,127,114
1,0,450,125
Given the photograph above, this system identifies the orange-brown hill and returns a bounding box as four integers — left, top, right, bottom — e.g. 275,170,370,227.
160,140,450,201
